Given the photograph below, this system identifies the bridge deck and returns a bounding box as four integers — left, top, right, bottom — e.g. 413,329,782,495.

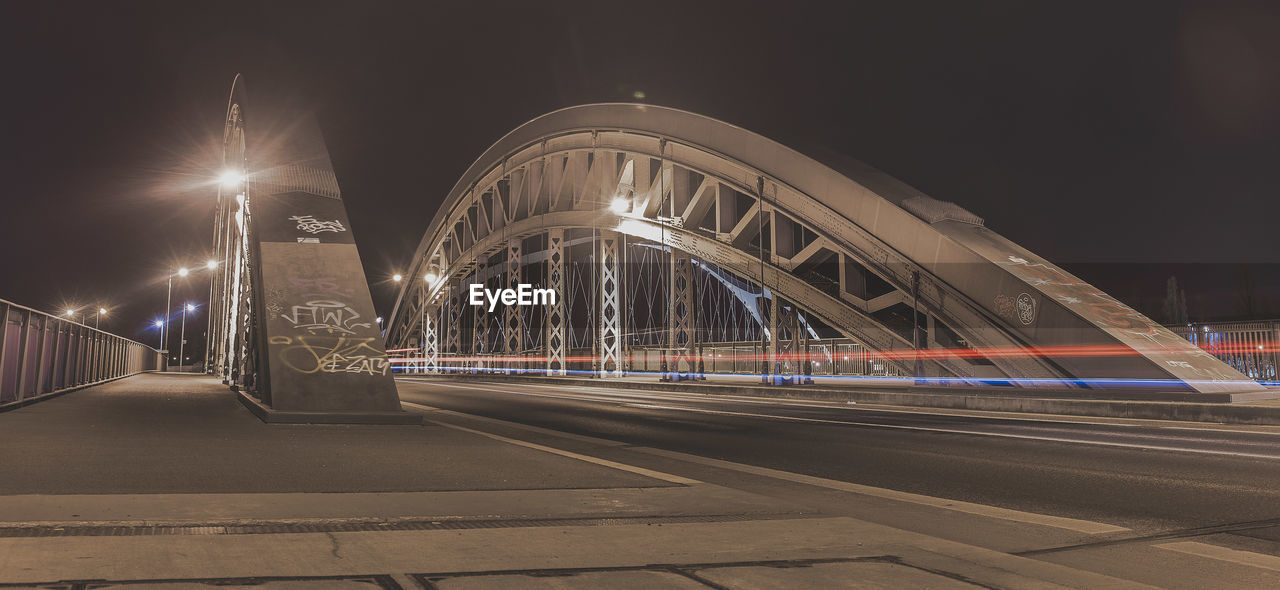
0,372,663,495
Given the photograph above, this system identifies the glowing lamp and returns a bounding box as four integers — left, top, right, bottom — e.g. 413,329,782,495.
219,170,244,187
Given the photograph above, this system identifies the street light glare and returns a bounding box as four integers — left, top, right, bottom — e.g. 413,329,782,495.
424,272,438,284
178,267,189,277
154,320,164,328
65,309,74,316
610,196,629,213
206,260,218,270
219,170,244,188
186,304,195,312
99,308,107,315
392,273,403,282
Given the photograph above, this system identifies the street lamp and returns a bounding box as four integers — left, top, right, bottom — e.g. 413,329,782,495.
179,303,195,372
392,273,403,283
163,266,192,360
219,170,244,188
95,307,106,329
154,320,165,349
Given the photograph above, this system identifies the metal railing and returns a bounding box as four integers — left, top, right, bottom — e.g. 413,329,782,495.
0,299,162,408
398,339,906,378
1169,320,1280,382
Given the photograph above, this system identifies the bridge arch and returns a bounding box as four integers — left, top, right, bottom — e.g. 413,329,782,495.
387,104,1259,393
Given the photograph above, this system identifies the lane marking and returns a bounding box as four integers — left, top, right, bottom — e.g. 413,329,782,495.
400,401,628,447
1155,541,1280,572
630,446,1129,535
400,393,1129,536
617,403,1280,460
401,377,1280,436
403,406,698,486
402,379,1280,459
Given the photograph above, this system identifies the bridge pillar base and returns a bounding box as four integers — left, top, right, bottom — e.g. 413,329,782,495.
238,390,421,425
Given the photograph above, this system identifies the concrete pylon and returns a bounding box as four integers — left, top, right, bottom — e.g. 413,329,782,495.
221,75,417,424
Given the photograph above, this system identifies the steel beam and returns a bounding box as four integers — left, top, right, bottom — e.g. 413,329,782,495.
545,229,567,376
598,230,622,377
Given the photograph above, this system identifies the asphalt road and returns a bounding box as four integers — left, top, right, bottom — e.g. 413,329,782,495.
397,377,1280,533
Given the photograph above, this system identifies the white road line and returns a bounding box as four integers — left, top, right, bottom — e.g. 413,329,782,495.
400,377,1280,434
620,403,1280,460
406,409,699,486
400,401,628,447
404,395,1129,536
631,446,1128,535
1155,541,1280,572
402,379,1280,459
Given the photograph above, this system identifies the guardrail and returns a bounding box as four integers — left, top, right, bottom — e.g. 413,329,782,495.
1169,320,1280,382
0,299,162,409
395,339,907,378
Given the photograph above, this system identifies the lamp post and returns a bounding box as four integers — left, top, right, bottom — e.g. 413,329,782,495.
164,266,190,362
179,303,195,372
154,320,165,350
204,260,218,374
95,307,106,330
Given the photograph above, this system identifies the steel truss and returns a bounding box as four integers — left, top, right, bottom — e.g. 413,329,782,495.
383,105,1258,393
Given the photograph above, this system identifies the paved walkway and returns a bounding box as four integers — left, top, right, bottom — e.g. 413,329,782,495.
0,374,1171,588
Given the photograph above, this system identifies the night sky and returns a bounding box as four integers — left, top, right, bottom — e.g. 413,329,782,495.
3,1,1279,354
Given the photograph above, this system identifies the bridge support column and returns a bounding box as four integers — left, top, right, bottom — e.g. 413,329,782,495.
472,255,490,374
446,278,463,373
505,239,523,375
598,230,622,377
545,229,567,376
665,253,697,381
423,304,439,374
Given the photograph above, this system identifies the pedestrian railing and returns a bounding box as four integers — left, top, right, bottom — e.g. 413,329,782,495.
1169,320,1280,382
0,299,162,409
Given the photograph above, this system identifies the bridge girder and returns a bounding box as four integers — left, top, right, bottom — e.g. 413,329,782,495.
387,104,1261,393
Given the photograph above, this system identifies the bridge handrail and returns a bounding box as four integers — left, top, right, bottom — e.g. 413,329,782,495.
0,299,162,409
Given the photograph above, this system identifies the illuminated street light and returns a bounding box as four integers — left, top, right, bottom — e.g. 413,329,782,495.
219,170,244,188
178,267,189,277
179,302,198,372
424,272,438,284
610,196,629,214
95,307,106,329
206,260,218,270
154,320,164,328
392,273,403,283
65,309,74,317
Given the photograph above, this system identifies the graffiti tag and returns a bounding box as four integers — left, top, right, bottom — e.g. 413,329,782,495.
280,299,372,335
290,215,346,234
269,335,390,376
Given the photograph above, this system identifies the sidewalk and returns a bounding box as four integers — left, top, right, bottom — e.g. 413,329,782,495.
0,373,1197,587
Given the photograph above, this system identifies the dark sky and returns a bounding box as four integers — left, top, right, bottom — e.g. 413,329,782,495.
3,0,1279,350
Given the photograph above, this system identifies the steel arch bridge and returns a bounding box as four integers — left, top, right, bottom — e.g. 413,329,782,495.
386,104,1260,394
